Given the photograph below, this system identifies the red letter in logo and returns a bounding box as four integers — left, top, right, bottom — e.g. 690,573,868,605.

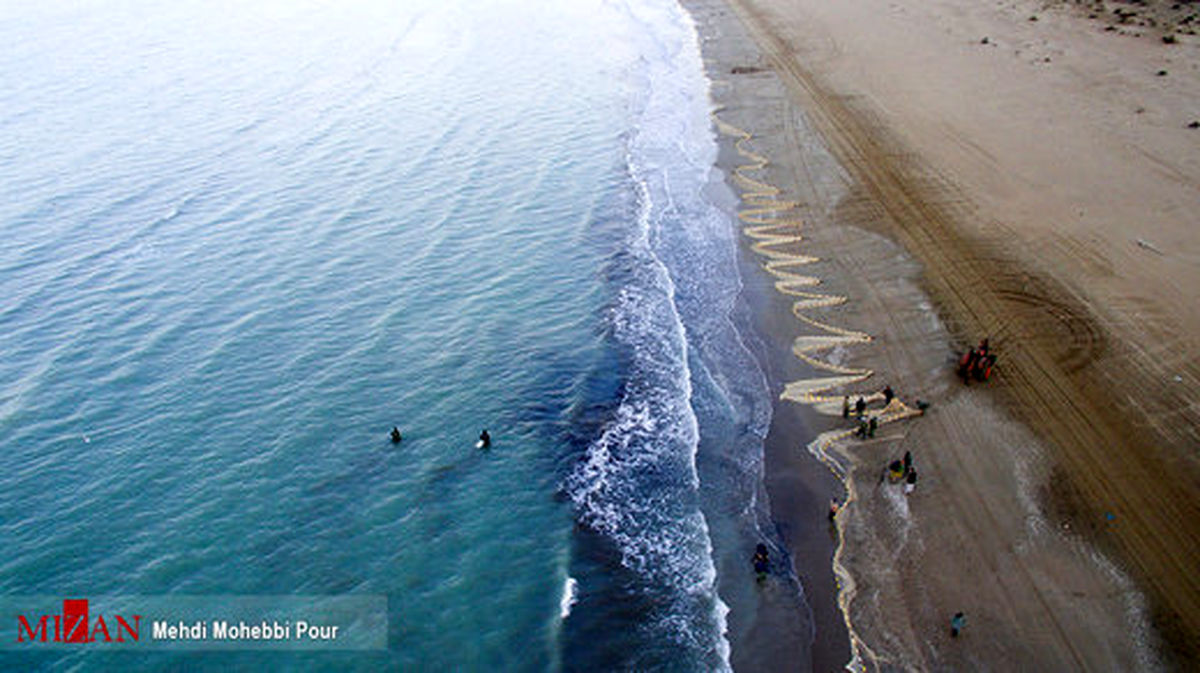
63,599,88,643
115,615,141,642
89,615,112,643
16,615,50,643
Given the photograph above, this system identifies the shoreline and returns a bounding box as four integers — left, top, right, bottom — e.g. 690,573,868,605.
688,0,1196,668
686,2,853,669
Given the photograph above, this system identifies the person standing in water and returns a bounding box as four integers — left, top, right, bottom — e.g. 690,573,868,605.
479,429,491,449
752,543,769,581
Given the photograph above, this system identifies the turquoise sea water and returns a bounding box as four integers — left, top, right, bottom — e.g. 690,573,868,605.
0,0,809,669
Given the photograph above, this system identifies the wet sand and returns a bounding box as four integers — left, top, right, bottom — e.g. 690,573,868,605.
688,0,1199,668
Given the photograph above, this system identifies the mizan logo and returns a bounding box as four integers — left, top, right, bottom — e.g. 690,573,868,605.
16,599,141,644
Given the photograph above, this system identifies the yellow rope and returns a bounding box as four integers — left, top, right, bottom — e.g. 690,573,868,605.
716,112,924,671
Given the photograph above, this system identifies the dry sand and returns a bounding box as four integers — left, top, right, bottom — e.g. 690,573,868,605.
687,0,1200,668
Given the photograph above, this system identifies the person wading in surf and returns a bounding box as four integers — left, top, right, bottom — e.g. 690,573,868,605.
752,543,769,581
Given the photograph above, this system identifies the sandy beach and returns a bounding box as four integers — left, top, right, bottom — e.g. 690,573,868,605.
689,0,1200,668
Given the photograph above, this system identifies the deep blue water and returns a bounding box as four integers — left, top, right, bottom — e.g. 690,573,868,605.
0,0,806,669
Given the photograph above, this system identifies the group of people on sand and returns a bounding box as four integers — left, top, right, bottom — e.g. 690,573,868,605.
389,427,491,448
754,346,992,638
842,384,899,440
957,338,997,384
844,386,892,417
752,386,905,581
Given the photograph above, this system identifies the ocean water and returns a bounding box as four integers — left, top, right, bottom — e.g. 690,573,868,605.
0,0,806,669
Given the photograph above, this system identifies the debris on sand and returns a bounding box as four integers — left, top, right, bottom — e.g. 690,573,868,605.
1135,238,1164,254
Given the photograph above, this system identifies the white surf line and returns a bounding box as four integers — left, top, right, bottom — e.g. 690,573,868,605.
715,112,923,672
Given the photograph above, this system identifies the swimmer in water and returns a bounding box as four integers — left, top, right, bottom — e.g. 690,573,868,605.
479,429,491,449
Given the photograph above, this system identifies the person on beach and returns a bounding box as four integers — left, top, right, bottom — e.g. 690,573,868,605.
905,468,918,494
856,418,870,439
958,348,978,385
479,429,491,449
971,352,996,382
842,395,850,419
950,611,967,638
752,543,769,581
828,498,840,521
855,396,867,417
903,450,912,475
888,460,905,483
883,385,894,405
868,416,878,438
390,427,403,444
